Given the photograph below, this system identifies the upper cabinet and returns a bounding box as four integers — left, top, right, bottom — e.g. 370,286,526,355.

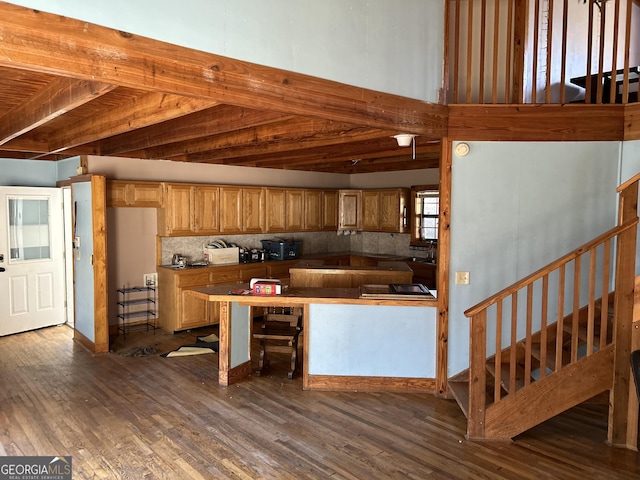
304,190,323,231
265,188,287,233
362,190,381,231
115,180,408,236
322,190,339,231
338,189,362,231
286,189,305,231
220,186,265,234
267,188,326,232
379,188,409,233
242,187,265,233
158,184,219,236
106,180,164,208
361,188,409,233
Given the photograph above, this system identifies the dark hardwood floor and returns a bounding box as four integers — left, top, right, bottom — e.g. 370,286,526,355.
0,324,638,479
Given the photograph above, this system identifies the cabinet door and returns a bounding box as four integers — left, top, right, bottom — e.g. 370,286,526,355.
130,182,164,208
338,190,362,230
194,186,219,234
362,190,380,231
219,186,243,233
179,289,212,329
286,189,304,231
161,184,194,236
265,187,286,233
107,180,163,208
322,190,338,231
106,180,129,207
304,190,323,231
242,187,265,233
379,188,409,233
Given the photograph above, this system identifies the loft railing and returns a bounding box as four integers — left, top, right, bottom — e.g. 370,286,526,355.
446,0,638,104
463,173,640,446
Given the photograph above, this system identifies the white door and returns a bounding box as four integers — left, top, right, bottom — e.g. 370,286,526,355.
0,187,65,336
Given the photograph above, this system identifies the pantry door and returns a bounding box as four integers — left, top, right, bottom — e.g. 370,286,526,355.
0,187,65,336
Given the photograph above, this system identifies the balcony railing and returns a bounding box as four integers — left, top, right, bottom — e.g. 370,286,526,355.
446,0,638,104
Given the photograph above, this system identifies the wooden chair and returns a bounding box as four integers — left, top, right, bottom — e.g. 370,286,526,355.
253,307,302,379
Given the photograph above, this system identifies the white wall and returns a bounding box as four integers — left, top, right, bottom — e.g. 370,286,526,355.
7,0,444,103
620,139,640,275
447,141,621,375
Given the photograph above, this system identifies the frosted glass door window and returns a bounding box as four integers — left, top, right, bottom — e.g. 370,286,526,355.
9,198,51,261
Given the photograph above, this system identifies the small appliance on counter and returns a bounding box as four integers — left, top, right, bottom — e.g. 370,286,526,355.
172,254,187,267
249,249,266,262
260,239,302,261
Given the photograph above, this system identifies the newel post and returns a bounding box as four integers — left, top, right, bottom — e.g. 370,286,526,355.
609,176,639,449
467,310,487,440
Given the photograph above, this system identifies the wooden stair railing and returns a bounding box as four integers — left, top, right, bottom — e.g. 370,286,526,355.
456,173,640,448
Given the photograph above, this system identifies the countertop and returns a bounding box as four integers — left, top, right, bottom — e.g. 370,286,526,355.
160,251,435,271
187,284,438,307
291,260,413,272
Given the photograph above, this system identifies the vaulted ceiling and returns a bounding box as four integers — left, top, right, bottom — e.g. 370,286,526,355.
0,3,447,174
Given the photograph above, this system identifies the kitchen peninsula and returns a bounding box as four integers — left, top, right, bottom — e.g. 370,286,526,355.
186,282,438,392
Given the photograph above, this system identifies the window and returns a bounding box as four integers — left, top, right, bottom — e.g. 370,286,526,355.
8,197,52,261
410,185,439,246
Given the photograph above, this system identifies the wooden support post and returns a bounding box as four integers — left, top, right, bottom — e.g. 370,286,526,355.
467,310,487,440
609,179,639,448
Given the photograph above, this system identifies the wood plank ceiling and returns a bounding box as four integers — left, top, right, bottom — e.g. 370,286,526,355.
0,3,446,174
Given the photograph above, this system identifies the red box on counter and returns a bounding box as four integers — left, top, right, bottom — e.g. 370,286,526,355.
250,278,282,296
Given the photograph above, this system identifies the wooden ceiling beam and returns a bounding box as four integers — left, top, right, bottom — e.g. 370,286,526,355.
0,3,447,137
0,77,115,146
194,141,440,168
100,105,291,156
47,92,219,153
160,120,393,162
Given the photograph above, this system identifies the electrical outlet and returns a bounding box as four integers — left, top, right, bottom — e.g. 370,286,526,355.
455,271,470,285
144,273,158,287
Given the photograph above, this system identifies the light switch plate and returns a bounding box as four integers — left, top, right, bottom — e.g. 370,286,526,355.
455,271,470,285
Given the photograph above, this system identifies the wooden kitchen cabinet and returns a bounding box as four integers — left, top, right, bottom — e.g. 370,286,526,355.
338,189,362,231
322,190,339,231
362,190,381,230
220,186,265,233
159,184,194,236
286,189,305,230
219,186,243,233
360,188,410,233
304,190,323,231
265,188,287,233
158,184,219,236
159,266,243,333
379,188,409,233
158,268,215,333
106,180,164,208
242,187,265,233
407,261,437,289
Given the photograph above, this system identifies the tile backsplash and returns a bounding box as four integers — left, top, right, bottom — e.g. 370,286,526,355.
161,231,421,265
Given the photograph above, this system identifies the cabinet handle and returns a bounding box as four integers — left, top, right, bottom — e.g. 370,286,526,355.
403,206,408,228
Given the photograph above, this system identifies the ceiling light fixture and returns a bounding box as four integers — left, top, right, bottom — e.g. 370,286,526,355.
393,134,417,147
392,134,418,160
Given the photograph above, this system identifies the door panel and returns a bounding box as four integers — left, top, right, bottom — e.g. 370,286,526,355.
0,187,65,336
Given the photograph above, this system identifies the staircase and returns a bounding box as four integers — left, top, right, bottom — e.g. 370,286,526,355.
451,174,640,448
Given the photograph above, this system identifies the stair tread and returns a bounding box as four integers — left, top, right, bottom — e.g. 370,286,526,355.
486,361,525,393
448,381,469,419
